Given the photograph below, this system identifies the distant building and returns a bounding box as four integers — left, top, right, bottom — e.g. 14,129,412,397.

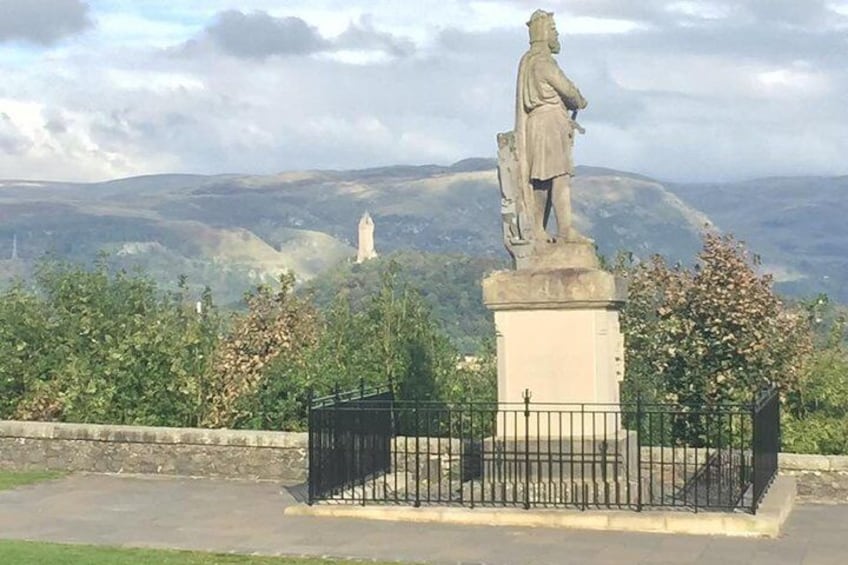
356,212,378,264
10,233,18,260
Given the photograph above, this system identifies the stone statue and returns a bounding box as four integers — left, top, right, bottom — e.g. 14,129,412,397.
484,11,627,438
498,9,590,268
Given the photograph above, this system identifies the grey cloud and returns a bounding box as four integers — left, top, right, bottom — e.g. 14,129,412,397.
204,10,329,58
335,16,415,57
423,12,848,180
44,118,68,135
570,26,848,71
490,0,848,71
182,10,415,61
558,0,664,22
434,26,647,127
741,0,835,26
0,0,91,45
0,113,32,155
42,108,69,135
10,1,847,183
561,0,843,28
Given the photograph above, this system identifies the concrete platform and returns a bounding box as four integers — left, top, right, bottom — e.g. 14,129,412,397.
286,475,796,538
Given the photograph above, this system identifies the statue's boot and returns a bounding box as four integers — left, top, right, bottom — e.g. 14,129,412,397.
559,227,594,244
534,224,557,244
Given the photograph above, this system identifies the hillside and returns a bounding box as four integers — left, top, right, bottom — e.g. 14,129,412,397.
667,177,848,300
1,162,845,303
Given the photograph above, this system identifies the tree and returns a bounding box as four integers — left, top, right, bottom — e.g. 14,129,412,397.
306,262,461,402
782,297,848,454
619,232,812,409
204,273,319,428
0,284,59,419
1,259,221,425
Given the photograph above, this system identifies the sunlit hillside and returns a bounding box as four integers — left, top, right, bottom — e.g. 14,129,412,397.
2,162,845,303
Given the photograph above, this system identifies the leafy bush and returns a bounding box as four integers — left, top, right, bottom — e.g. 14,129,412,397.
303,251,504,354
0,260,220,426
782,301,848,454
616,233,814,446
5,244,846,456
203,273,319,429
619,233,812,405
233,264,497,431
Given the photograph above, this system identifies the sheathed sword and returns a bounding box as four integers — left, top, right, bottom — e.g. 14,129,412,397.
571,110,586,135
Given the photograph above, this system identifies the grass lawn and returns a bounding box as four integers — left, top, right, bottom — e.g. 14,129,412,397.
0,470,65,491
0,541,405,564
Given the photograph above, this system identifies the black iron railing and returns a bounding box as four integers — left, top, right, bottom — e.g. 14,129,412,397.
307,385,780,514
751,387,780,513
307,386,394,504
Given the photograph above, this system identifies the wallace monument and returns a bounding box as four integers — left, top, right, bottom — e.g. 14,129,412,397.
484,9,626,428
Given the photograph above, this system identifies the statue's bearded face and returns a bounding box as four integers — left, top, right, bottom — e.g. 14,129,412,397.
547,21,561,53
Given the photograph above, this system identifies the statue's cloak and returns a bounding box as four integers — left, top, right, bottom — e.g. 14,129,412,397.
513,50,536,240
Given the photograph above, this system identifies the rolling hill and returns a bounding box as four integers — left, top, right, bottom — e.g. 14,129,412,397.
1,162,845,304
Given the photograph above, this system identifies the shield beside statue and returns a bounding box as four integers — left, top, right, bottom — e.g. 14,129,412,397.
496,131,534,268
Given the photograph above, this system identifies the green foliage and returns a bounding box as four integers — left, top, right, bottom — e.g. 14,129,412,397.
248,262,497,431
205,273,319,429
303,251,505,354
0,256,495,432
619,233,812,406
0,284,57,418
0,260,221,426
616,233,813,446
8,238,846,456
782,300,848,454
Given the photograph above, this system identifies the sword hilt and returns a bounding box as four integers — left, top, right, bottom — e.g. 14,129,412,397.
571,110,586,135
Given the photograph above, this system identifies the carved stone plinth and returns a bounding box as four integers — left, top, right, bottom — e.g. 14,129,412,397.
515,239,601,271
483,242,627,439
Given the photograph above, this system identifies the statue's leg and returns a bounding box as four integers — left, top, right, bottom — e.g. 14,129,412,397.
552,174,588,241
533,179,553,239
551,174,572,237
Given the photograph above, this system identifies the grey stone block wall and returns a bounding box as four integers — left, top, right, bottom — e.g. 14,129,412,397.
0,420,307,482
3,420,848,483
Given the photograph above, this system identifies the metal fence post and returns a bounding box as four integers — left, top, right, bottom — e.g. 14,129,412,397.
751,394,758,514
523,388,531,510
414,396,421,508
636,394,643,512
307,386,314,505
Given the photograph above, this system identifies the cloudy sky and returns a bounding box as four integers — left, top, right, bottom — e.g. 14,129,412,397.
1,0,847,183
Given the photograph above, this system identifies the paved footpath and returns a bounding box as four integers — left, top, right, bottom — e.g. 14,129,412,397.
0,474,846,564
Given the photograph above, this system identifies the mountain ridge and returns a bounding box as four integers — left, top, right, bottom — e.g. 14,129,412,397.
2,162,845,303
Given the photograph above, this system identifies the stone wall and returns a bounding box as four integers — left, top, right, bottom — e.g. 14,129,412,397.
0,420,307,482
3,420,848,483
639,447,848,472
778,453,848,472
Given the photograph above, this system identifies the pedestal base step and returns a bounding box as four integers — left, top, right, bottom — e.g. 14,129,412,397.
479,433,638,481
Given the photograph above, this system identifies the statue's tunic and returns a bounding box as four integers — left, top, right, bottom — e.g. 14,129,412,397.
518,51,586,182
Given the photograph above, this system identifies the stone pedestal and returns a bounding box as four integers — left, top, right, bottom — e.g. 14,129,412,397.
481,432,638,482
482,240,627,439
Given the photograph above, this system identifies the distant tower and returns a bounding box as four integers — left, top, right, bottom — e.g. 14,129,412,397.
10,233,17,260
356,212,378,263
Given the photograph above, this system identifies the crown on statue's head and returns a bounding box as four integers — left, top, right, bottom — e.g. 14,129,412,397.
527,9,554,42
